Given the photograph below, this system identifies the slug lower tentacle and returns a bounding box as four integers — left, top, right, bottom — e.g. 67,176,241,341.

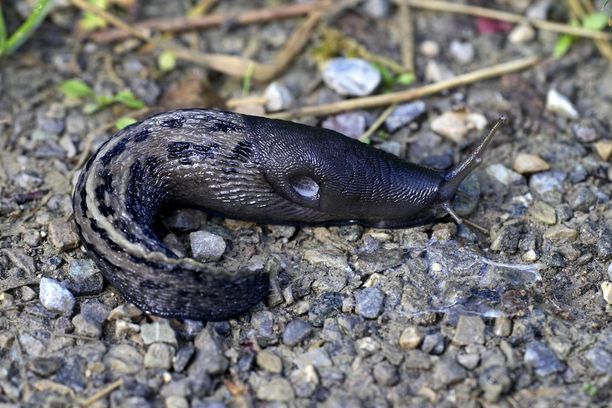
73,109,505,320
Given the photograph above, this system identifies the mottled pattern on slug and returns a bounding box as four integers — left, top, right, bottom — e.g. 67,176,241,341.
73,109,476,320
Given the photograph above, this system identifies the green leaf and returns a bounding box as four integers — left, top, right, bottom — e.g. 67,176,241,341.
112,90,145,109
80,12,107,31
158,50,177,72
582,12,608,31
0,6,7,56
396,72,416,86
554,34,574,58
83,102,103,114
60,79,95,98
374,63,395,89
115,116,138,130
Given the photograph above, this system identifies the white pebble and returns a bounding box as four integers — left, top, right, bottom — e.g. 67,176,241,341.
39,277,75,315
189,231,226,261
546,89,579,119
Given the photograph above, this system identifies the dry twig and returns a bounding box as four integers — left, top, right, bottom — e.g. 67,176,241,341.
403,0,612,41
397,1,415,72
80,379,124,407
270,56,540,119
91,2,325,43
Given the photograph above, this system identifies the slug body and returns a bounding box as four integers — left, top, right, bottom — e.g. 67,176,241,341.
73,109,504,320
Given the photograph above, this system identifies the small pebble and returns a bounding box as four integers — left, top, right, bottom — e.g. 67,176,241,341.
282,319,313,346
107,304,143,321
290,365,319,398
571,124,599,143
600,281,612,305
384,101,426,132
594,141,612,161
513,153,550,174
430,111,487,143
256,350,283,373
449,40,475,64
567,186,597,211
363,0,391,18
255,378,295,402
546,89,579,119
584,347,612,375
425,60,454,82
373,361,398,386
457,352,480,370
72,313,102,338
420,40,440,57
355,287,385,319
378,141,401,157
399,326,423,350
508,23,535,44
322,112,367,139
522,249,538,262
144,343,175,369
189,231,226,261
529,201,556,225
264,82,294,112
141,320,177,346
543,225,578,242
47,219,80,251
67,259,103,295
524,341,564,376
486,164,523,185
529,170,567,199
39,277,75,316
322,58,381,96
453,315,485,345
493,316,513,337
105,344,143,375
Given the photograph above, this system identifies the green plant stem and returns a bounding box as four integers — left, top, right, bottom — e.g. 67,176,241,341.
4,0,53,55
0,6,7,54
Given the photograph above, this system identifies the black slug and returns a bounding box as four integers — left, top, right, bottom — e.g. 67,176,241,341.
73,109,506,320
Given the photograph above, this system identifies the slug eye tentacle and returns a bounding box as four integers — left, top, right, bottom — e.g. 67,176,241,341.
437,115,507,204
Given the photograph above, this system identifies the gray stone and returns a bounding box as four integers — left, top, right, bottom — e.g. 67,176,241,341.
189,231,226,261
584,347,612,375
421,332,445,355
144,342,175,369
355,287,385,319
322,58,381,96
571,124,599,142
39,277,75,316
432,358,467,389
105,344,143,375
251,310,277,346
290,365,319,398
385,101,426,132
449,40,475,64
295,348,332,369
453,315,485,345
486,164,523,186
373,361,398,386
141,320,177,346
165,396,189,408
363,0,391,18
479,365,513,402
322,112,367,139
256,350,282,373
107,304,143,321
264,82,294,112
72,313,102,338
524,341,564,376
2,248,35,274
255,378,295,402
378,141,401,157
529,170,567,202
567,187,597,211
190,328,228,375
67,259,103,295
173,345,195,373
457,352,480,370
493,316,512,337
309,292,342,326
283,319,313,346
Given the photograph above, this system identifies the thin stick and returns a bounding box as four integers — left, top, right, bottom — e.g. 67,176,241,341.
398,1,415,72
270,56,539,119
359,104,397,142
91,2,324,43
80,379,123,407
403,0,612,41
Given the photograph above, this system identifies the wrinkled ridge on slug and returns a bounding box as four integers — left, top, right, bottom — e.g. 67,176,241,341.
73,109,505,320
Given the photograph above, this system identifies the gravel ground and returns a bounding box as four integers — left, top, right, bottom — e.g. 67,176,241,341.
0,1,610,407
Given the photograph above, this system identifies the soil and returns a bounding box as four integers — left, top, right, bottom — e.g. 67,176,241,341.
0,1,610,407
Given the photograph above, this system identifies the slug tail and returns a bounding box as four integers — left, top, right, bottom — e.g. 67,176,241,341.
437,115,507,204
